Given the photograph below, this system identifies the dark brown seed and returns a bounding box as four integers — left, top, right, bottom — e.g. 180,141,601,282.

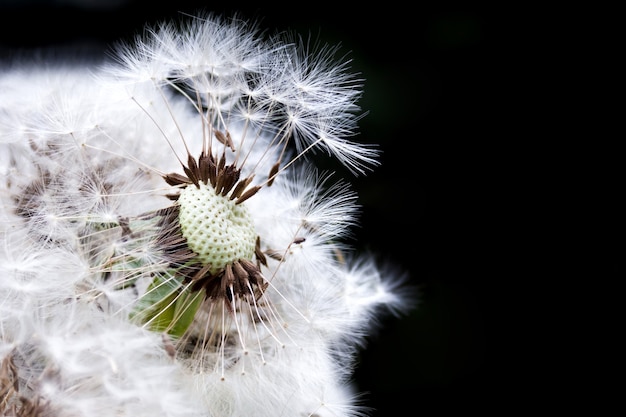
267,162,280,186
163,172,192,187
235,185,261,204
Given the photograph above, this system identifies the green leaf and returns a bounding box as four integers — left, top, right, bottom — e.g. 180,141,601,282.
130,272,203,338
169,289,204,338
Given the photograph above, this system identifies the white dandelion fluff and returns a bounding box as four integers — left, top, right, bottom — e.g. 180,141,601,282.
0,12,412,417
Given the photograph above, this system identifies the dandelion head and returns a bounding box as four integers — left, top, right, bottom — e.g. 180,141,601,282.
1,11,413,417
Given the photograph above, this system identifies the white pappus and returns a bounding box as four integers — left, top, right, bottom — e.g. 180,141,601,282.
0,12,412,417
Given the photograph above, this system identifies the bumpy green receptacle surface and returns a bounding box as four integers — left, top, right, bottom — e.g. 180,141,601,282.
178,182,256,274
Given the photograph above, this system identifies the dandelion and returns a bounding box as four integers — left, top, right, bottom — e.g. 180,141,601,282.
0,12,412,417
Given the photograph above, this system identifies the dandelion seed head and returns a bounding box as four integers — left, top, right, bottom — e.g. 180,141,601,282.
1,11,415,417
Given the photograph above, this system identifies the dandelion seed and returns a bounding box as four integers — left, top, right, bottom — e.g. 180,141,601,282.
1,12,413,417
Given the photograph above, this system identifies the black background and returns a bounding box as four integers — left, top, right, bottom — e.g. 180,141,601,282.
0,1,509,415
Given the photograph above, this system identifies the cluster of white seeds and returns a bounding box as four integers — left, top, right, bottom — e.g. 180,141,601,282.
0,12,411,417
